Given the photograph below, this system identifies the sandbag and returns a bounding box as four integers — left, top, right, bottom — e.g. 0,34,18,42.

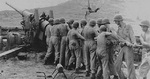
7,32,15,49
13,32,22,45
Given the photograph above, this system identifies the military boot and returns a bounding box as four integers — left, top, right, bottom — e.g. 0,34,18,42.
85,71,90,77
90,73,96,79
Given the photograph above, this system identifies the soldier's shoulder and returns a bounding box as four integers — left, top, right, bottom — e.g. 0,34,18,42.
126,24,132,28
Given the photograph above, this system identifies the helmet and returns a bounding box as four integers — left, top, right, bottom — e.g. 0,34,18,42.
73,22,79,29
60,18,65,23
80,19,87,26
102,19,110,24
67,19,74,24
89,20,96,26
140,20,150,27
54,19,60,24
100,25,107,31
114,15,123,21
97,18,103,25
48,18,54,23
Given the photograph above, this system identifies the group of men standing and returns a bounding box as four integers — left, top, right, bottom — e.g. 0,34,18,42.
43,14,150,79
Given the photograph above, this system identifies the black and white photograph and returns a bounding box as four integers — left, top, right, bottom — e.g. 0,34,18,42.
0,0,150,79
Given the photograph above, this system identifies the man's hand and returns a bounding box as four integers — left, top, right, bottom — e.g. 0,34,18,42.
133,44,143,48
125,41,133,47
94,37,97,41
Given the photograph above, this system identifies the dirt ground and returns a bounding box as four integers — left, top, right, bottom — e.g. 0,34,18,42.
0,52,91,79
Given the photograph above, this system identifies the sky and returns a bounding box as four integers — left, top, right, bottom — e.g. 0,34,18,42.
120,0,150,36
122,0,150,21
0,0,68,11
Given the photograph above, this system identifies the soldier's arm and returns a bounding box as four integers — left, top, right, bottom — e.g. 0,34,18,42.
140,33,145,44
45,27,48,36
45,27,50,38
128,25,136,44
66,24,70,31
140,33,150,48
76,32,85,40
105,32,118,40
66,31,70,43
110,27,120,40
94,29,99,36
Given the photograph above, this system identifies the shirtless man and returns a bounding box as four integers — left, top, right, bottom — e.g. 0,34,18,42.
139,20,150,79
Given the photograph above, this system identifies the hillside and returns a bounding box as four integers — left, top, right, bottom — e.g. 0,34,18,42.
0,0,124,28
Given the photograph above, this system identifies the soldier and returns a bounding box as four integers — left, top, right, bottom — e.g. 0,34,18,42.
67,22,85,72
80,20,87,29
83,20,98,78
102,19,119,79
114,15,137,79
78,19,87,69
59,18,70,66
139,20,150,79
48,18,54,26
65,19,74,68
96,18,103,33
67,19,74,29
45,18,53,46
96,25,118,79
44,19,61,65
78,19,87,34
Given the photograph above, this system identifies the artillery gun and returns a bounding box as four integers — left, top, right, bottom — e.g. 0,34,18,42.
5,2,54,51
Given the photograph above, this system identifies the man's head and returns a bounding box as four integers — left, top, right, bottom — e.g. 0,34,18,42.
60,18,65,24
102,19,110,25
114,14,123,26
100,25,107,32
140,20,150,32
48,18,54,25
67,19,74,25
97,18,103,27
89,19,96,27
15,27,19,31
54,19,60,25
80,19,87,28
73,21,79,29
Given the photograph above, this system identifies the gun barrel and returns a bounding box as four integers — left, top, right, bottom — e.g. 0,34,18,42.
6,2,23,16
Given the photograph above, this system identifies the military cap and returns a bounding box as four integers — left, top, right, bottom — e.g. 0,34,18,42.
102,19,110,24
114,14,123,21
48,18,54,23
99,25,107,31
80,19,87,26
54,19,60,24
67,19,74,24
97,18,103,25
60,18,65,23
140,20,150,28
89,20,96,26
73,21,79,29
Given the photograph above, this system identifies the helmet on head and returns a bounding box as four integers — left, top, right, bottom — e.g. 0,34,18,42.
48,18,54,23
67,19,74,24
102,19,110,25
60,18,65,23
140,20,150,28
80,19,87,26
54,19,60,24
97,18,103,25
114,15,123,21
89,20,96,26
73,22,79,29
99,25,107,31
